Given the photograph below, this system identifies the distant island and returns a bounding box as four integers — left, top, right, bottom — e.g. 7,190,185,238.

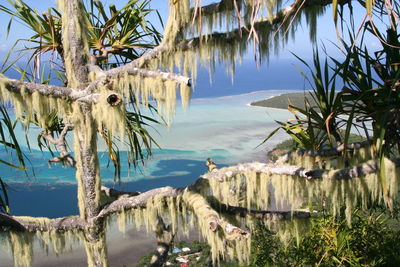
250,92,316,110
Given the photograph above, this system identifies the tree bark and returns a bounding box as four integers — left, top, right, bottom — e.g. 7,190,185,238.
61,2,104,266
61,0,100,223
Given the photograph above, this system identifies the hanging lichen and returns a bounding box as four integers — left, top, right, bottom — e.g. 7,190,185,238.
163,0,191,46
92,86,126,140
71,103,101,220
269,158,400,224
142,0,327,85
278,145,376,169
8,231,34,267
2,229,83,267
81,232,108,267
0,76,72,128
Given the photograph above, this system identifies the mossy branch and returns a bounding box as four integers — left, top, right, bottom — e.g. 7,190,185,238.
0,76,112,106
3,155,396,234
279,140,372,162
197,0,236,17
200,158,400,181
215,203,311,220
180,0,336,48
1,77,84,100
100,186,140,199
129,0,348,69
84,67,191,95
0,185,250,241
0,213,86,232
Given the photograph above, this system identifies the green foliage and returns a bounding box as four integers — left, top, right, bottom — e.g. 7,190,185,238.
265,18,400,158
0,178,10,214
251,212,400,266
267,138,297,161
251,92,317,110
86,0,162,66
332,24,400,158
0,105,27,214
0,106,26,170
263,49,344,150
0,0,162,70
268,131,366,161
294,49,344,144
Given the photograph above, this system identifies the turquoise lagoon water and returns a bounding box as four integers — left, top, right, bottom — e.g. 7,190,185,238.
1,89,299,218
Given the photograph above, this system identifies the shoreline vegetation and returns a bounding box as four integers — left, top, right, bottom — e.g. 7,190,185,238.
250,92,315,110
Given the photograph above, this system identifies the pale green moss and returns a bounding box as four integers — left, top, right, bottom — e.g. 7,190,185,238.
81,232,108,267
8,231,34,267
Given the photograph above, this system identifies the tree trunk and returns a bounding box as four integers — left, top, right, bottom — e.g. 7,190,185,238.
61,0,101,222
61,0,104,265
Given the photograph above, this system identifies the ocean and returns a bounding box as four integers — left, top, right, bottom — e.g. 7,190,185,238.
0,59,309,266
1,59,305,218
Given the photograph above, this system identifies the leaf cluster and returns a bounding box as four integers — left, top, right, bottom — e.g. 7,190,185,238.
0,0,165,183
264,18,400,158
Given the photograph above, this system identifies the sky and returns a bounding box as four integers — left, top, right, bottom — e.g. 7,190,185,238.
0,0,383,90
0,1,377,56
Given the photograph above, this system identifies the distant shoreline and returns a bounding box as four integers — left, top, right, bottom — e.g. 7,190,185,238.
250,91,314,110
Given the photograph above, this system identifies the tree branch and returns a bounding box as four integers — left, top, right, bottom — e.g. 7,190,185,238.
216,203,311,220
150,216,174,267
0,77,83,99
198,0,236,17
40,124,76,167
200,158,400,181
0,76,124,106
97,186,183,219
128,0,348,69
84,67,191,95
0,213,86,232
279,140,372,162
1,184,250,240
201,162,314,181
4,155,392,232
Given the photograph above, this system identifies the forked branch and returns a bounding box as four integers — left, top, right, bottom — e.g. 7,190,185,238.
40,124,76,167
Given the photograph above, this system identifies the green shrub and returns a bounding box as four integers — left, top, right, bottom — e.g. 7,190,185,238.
251,212,400,266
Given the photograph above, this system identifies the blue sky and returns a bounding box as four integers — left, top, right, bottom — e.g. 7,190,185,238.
0,1,378,60
0,0,384,95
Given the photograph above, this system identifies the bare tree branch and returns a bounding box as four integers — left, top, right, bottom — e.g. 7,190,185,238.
100,186,140,198
40,124,76,167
